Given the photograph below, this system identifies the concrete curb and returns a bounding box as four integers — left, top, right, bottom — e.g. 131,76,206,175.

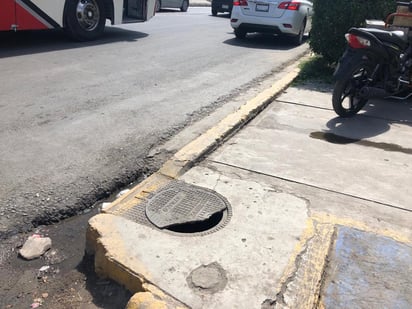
125,283,189,309
104,57,305,217
265,219,336,308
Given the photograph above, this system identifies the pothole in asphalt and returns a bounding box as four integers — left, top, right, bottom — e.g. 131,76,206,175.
121,180,232,236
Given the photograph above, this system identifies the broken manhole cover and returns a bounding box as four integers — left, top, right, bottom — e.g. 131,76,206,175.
144,180,231,234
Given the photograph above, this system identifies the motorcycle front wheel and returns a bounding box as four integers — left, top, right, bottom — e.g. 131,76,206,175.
332,62,372,117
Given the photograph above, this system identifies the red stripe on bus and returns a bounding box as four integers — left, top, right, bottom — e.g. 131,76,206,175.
15,2,49,30
0,0,16,31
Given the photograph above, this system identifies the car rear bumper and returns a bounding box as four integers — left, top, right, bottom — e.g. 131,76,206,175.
230,10,301,35
212,3,233,12
212,0,233,12
234,23,282,34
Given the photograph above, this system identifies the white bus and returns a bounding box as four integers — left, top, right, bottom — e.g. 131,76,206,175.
0,0,156,41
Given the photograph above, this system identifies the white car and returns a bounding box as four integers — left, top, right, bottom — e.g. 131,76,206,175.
155,0,189,11
230,0,313,45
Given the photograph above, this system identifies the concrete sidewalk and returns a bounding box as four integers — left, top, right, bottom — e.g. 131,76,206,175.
86,60,412,308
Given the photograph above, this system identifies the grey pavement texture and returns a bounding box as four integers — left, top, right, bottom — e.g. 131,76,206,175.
89,82,412,308
322,226,412,309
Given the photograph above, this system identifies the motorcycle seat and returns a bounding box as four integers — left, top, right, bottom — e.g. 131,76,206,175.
359,27,408,48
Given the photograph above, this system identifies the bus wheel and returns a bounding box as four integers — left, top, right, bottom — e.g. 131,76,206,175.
65,0,106,41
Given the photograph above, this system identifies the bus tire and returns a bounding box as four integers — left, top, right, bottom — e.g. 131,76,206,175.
64,0,106,41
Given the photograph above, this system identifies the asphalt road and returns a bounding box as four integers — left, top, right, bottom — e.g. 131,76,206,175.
0,7,309,237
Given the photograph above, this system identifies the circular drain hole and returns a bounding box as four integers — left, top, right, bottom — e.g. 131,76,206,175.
145,181,231,236
166,211,225,233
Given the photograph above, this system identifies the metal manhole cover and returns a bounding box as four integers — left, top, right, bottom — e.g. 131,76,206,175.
145,181,230,229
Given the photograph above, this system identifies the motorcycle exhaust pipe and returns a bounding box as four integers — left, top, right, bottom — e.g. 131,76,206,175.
359,87,388,99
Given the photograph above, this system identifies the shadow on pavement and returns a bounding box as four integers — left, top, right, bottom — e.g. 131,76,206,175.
292,80,412,141
323,99,412,145
223,33,308,50
0,27,148,58
363,97,412,124
210,13,231,18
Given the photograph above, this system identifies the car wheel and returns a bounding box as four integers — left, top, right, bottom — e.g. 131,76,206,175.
155,0,161,12
212,8,218,16
291,19,306,46
234,28,246,39
181,0,189,11
64,0,106,41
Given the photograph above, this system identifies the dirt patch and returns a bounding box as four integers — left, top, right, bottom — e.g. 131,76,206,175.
0,207,131,309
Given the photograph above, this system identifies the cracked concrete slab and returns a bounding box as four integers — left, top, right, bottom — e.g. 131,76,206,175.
88,172,308,308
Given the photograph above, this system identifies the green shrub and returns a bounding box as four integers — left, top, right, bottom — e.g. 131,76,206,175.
295,55,335,84
309,0,396,64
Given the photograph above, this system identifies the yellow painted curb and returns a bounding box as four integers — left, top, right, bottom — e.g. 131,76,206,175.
126,283,190,309
312,212,412,244
103,57,305,215
86,214,150,293
271,218,335,309
107,172,172,216
86,214,190,308
126,292,168,309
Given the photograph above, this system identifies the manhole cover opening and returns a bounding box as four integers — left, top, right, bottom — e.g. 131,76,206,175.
165,210,225,234
140,181,232,236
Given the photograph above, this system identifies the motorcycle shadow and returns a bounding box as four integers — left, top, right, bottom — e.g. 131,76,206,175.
325,98,412,142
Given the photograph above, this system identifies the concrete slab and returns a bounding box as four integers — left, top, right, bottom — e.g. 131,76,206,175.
209,90,412,210
278,86,412,153
89,172,308,308
195,161,412,241
320,226,412,308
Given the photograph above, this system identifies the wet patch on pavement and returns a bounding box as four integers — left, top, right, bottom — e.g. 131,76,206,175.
320,226,412,308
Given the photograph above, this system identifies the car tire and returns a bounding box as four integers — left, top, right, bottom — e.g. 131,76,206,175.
291,19,306,46
234,28,246,39
212,8,218,16
64,0,106,41
181,0,189,12
155,0,161,12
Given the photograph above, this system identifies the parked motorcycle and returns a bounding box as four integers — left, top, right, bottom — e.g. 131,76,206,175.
332,1,412,117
